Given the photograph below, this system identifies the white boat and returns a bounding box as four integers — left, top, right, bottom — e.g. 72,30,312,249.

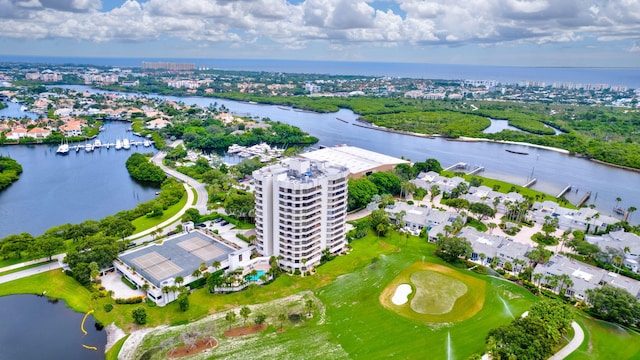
143,140,151,147
85,143,93,152
115,139,123,150
94,139,102,149
105,142,110,149
123,138,131,150
56,142,69,155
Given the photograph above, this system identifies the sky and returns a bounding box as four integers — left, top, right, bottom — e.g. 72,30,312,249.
0,0,639,67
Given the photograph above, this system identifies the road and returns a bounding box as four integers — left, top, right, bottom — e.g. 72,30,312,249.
151,140,209,214
549,322,585,360
0,254,65,284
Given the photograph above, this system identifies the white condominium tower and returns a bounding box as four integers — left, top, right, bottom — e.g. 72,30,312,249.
253,158,350,272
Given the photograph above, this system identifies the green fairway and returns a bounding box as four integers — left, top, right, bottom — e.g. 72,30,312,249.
567,313,640,360
380,262,486,322
410,270,467,314
3,230,639,359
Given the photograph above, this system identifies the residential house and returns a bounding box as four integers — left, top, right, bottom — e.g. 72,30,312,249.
26,127,51,139
459,227,531,267
528,200,617,233
586,230,640,272
383,202,463,241
145,118,171,129
533,254,640,302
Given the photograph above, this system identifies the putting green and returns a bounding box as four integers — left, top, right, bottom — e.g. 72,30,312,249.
410,271,467,315
380,262,486,323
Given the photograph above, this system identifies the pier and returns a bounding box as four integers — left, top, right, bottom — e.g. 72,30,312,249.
467,166,484,175
522,178,537,188
443,162,468,172
576,191,592,207
556,184,572,198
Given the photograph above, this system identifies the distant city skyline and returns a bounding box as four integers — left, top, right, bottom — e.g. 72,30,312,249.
0,0,638,68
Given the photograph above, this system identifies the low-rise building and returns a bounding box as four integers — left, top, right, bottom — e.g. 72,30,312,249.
586,230,640,272
383,202,462,241
301,145,409,179
528,200,617,233
459,227,531,267
533,254,640,302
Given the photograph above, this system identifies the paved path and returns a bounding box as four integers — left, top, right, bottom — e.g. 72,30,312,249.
151,140,209,214
549,321,585,360
0,259,63,284
127,140,208,243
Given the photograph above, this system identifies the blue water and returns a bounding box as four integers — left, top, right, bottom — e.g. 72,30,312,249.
246,270,266,282
2,56,639,89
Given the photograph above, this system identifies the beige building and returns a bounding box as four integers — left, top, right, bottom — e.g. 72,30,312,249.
253,158,350,272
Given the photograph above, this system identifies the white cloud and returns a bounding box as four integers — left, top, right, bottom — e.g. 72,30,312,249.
0,0,638,57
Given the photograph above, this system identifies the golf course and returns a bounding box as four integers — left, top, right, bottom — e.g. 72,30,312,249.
3,230,640,359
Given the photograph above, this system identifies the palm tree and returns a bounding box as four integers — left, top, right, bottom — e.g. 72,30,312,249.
487,222,497,235
175,276,184,287
616,197,622,209
627,206,637,222
240,306,251,326
192,269,202,279
533,273,543,290
479,253,486,265
225,311,237,330
212,260,221,272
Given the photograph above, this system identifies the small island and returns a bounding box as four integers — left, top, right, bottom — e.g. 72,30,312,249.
0,156,23,191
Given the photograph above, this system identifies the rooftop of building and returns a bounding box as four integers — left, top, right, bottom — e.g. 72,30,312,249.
300,144,408,176
119,230,235,288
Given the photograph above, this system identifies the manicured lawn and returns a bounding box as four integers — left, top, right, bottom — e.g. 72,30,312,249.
105,335,129,360
380,262,486,322
2,230,639,359
567,313,640,360
315,236,536,359
130,191,187,234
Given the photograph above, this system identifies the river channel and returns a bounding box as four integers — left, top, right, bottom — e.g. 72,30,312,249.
0,294,106,360
2,85,639,237
0,100,158,237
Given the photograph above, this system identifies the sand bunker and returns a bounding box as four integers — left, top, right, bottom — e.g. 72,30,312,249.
391,284,412,305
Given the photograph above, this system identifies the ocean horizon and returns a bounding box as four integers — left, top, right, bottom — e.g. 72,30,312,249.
2,55,639,89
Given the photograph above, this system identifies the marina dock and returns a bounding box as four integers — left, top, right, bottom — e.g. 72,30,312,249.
556,184,572,198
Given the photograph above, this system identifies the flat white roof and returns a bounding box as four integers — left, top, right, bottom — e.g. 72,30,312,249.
301,145,409,175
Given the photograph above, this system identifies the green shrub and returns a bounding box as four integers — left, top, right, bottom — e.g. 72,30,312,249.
121,276,138,290
104,303,114,312
115,297,144,304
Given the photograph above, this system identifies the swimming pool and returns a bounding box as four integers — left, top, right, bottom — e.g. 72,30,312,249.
245,270,266,282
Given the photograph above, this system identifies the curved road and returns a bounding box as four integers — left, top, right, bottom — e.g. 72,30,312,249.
151,140,208,214
549,322,585,360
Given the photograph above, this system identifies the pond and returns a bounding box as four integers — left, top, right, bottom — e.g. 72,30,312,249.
0,294,106,360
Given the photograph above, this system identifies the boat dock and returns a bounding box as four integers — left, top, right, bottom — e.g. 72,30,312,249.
576,191,592,207
556,184,572,198
522,178,537,188
467,166,484,175
59,139,153,154
443,162,468,172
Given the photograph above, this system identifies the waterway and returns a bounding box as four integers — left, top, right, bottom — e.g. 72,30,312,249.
3,85,640,235
0,107,158,237
0,294,106,360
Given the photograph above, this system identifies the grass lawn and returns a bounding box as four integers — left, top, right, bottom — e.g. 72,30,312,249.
567,313,640,359
379,262,486,321
105,335,129,360
2,230,638,359
130,191,187,234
